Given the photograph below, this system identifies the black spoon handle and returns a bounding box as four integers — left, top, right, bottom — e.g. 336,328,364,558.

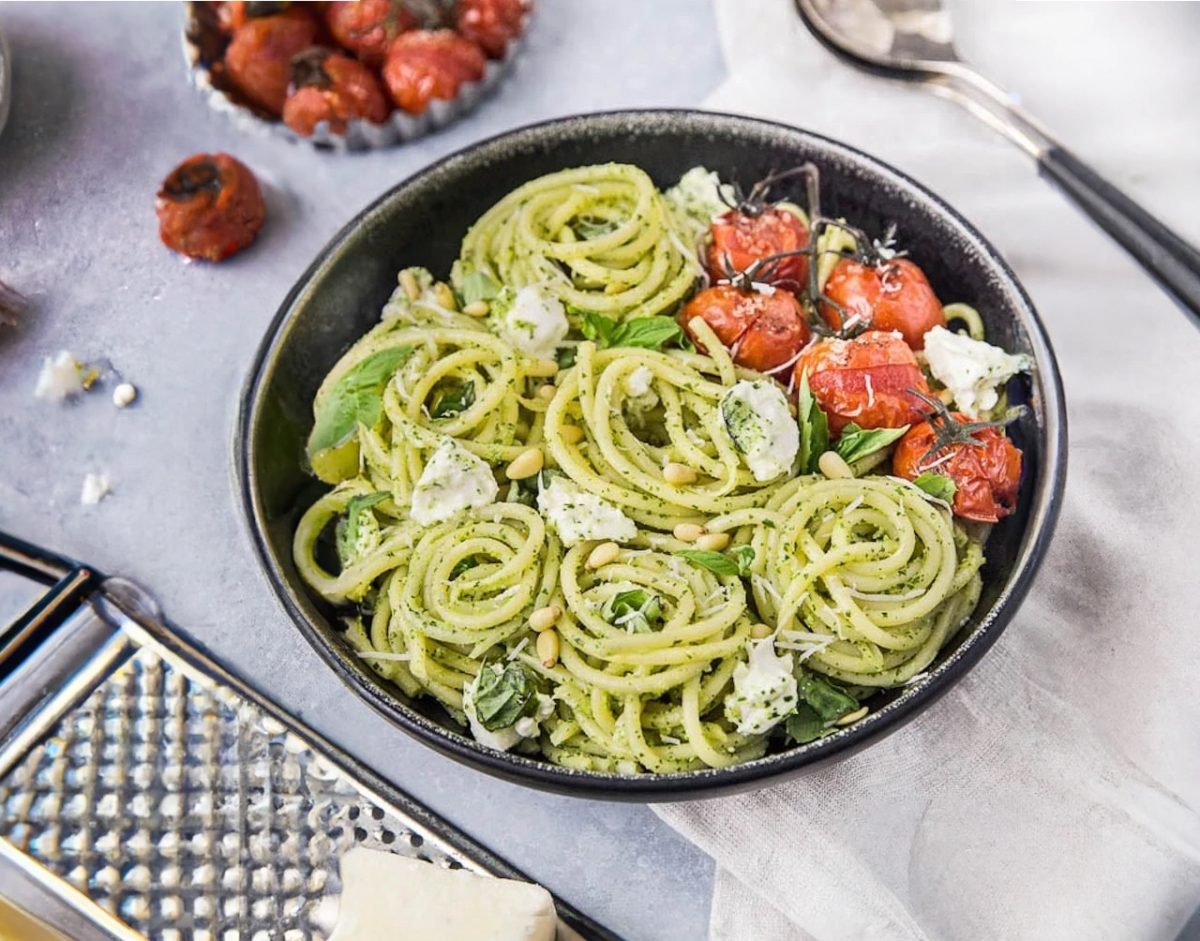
1038,145,1200,328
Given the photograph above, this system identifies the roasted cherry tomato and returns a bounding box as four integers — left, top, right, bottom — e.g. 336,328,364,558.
283,48,390,135
820,257,946,351
893,413,1022,523
793,330,931,435
224,12,319,115
680,285,811,374
217,1,306,34
156,153,266,262
456,0,528,59
705,207,811,290
325,0,417,67
381,30,486,115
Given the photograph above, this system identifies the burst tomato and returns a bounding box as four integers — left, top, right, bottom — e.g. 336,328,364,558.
283,48,390,135
679,285,811,374
217,2,311,34
706,207,811,289
820,257,946,350
793,330,931,435
381,30,486,115
156,153,266,262
893,414,1022,523
456,0,528,58
224,12,319,115
325,0,417,67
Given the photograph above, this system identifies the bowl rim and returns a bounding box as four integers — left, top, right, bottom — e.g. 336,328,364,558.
236,108,1067,800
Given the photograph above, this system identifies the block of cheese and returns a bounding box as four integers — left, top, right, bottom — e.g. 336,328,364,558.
328,847,558,941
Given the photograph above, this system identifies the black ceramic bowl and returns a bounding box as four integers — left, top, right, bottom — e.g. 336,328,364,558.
237,110,1066,800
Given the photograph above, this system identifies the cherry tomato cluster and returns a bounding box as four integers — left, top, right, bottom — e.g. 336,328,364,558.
677,170,1023,523
209,0,528,137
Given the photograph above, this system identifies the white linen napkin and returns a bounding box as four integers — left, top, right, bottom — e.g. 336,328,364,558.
653,2,1200,938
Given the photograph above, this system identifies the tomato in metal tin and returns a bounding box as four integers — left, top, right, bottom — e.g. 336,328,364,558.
381,29,486,115
680,285,811,374
705,207,811,290
893,413,1022,523
820,257,946,351
224,11,319,115
793,330,932,435
156,153,266,262
283,48,390,135
325,0,417,68
456,0,528,59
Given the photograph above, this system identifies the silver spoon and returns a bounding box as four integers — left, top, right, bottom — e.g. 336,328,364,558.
796,0,1200,327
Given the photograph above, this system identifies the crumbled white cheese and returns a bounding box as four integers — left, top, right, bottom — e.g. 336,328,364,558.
664,166,736,240
461,671,554,753
410,439,498,525
34,350,85,401
493,286,569,360
624,366,654,398
719,380,799,482
112,382,137,408
537,474,636,547
725,638,799,736
328,847,556,941
923,325,1032,419
80,472,112,506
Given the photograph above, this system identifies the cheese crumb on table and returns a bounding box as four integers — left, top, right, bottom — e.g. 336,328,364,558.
328,847,557,941
80,472,112,505
34,350,85,401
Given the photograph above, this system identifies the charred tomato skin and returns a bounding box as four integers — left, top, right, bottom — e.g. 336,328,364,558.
283,49,390,135
217,2,306,34
893,414,1023,523
224,12,319,116
679,284,812,374
325,0,417,67
455,0,528,59
794,330,932,435
820,257,946,351
381,29,486,115
705,207,811,289
156,153,266,262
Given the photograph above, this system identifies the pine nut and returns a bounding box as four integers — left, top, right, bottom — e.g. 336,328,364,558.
434,282,458,310
835,706,869,726
586,541,620,569
673,522,706,542
750,622,773,639
663,462,697,485
536,629,560,668
537,384,557,401
462,300,490,317
529,605,562,632
505,447,544,480
818,450,854,480
399,269,419,300
695,532,730,552
559,424,584,445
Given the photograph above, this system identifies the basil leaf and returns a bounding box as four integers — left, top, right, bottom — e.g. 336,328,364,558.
580,313,685,351
679,550,739,577
450,555,480,579
473,662,537,731
785,704,826,744
913,472,957,503
796,370,829,474
307,346,414,457
336,492,388,567
834,422,909,465
720,392,758,456
601,588,663,633
795,670,858,722
459,271,500,306
429,380,475,419
729,544,755,577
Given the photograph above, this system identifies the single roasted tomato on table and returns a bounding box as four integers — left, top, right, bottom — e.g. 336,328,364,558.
455,0,528,59
820,257,946,350
325,0,417,67
706,205,811,290
893,406,1023,523
381,29,486,115
283,48,390,136
793,330,931,435
224,10,319,115
156,153,266,262
680,284,811,374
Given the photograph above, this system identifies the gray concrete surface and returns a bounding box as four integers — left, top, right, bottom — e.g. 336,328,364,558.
0,3,726,939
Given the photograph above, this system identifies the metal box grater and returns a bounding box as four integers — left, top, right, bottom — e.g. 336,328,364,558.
0,532,621,941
